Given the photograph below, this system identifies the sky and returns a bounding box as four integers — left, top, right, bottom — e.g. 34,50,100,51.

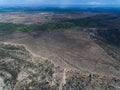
0,0,120,7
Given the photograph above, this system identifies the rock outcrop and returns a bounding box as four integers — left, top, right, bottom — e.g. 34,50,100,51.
0,42,120,90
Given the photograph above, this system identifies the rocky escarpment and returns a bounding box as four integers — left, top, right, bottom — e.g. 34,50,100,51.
88,28,120,46
88,28,120,68
0,42,120,90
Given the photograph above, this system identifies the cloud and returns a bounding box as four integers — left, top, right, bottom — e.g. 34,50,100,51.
87,2,102,5
0,0,61,5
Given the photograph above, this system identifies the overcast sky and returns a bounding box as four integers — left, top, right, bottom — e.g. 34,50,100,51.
0,0,119,6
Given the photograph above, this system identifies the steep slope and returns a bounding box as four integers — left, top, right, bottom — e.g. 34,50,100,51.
0,28,120,78
0,42,120,90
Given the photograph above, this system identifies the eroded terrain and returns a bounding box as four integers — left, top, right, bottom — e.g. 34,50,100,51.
0,42,120,90
0,11,120,90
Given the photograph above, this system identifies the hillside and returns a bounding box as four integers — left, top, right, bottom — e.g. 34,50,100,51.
0,11,120,90
0,42,120,90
